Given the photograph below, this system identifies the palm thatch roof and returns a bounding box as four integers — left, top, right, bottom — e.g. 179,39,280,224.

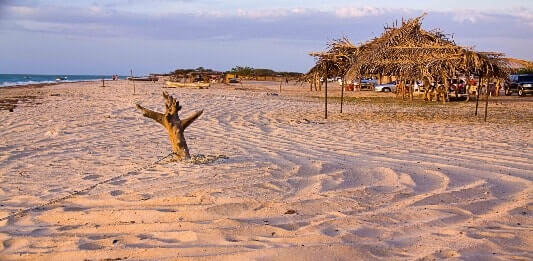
502,57,533,72
343,15,509,81
304,15,510,83
303,37,357,81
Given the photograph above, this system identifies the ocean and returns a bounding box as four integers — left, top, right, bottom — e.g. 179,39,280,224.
0,74,117,87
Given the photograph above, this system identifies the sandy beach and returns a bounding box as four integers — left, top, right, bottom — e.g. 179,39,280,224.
0,80,532,260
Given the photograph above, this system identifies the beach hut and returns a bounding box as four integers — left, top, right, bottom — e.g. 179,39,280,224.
307,15,511,121
305,38,358,116
345,15,509,103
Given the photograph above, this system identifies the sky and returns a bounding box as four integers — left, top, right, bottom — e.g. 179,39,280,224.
0,0,532,75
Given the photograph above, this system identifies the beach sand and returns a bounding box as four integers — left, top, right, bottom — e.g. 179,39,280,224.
0,80,531,260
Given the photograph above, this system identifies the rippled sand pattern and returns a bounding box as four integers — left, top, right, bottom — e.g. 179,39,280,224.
0,81,531,260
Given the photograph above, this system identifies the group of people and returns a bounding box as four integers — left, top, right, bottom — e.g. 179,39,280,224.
111,74,120,80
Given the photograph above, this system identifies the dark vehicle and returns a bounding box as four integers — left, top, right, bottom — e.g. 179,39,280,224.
228,78,240,83
505,74,533,96
449,79,467,100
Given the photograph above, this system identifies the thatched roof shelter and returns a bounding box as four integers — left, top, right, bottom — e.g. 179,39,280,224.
303,37,357,82
502,58,533,73
344,15,509,81
305,15,515,121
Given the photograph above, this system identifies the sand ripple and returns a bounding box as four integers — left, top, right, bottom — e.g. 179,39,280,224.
0,81,531,260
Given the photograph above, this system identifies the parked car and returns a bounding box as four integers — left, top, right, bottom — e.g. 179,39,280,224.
361,78,377,84
374,81,396,92
505,74,533,96
448,79,468,100
359,78,378,89
229,78,240,83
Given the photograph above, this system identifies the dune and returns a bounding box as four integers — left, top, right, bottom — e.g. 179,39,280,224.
0,80,531,260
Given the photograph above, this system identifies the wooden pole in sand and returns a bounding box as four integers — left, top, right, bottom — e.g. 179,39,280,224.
324,66,328,119
340,77,345,113
130,69,136,95
475,74,482,116
410,80,414,102
484,77,491,122
279,79,282,94
402,80,406,100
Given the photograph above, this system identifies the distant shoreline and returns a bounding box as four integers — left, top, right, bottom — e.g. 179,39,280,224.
0,82,61,90
0,79,122,90
0,74,117,89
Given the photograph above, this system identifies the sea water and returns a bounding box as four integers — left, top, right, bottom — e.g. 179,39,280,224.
0,74,116,87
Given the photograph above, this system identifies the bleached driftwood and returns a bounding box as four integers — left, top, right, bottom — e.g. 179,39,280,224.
136,92,203,160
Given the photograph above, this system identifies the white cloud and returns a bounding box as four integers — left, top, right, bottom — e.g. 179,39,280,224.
335,6,390,18
5,5,37,16
1,1,532,73
451,10,489,23
448,7,533,28
1,3,531,50
514,7,533,27
235,8,314,20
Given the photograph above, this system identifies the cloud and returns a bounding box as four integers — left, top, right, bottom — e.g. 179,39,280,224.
451,9,490,23
441,6,533,31
514,8,533,27
235,8,313,20
335,6,389,18
0,1,531,65
2,2,531,40
0,5,393,40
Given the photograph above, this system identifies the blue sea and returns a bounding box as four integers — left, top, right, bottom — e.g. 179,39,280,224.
0,74,117,87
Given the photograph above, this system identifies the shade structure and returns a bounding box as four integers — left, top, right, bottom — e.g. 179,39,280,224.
344,15,509,82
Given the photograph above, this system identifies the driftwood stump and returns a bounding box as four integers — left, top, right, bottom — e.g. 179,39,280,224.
136,92,203,160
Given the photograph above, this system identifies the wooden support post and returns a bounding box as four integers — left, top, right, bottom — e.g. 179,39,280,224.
324,67,328,119
475,75,482,116
130,69,136,95
402,80,406,100
279,79,282,93
466,74,471,102
102,78,105,87
484,77,491,122
312,76,316,91
410,80,414,102
340,77,345,113
442,77,448,104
